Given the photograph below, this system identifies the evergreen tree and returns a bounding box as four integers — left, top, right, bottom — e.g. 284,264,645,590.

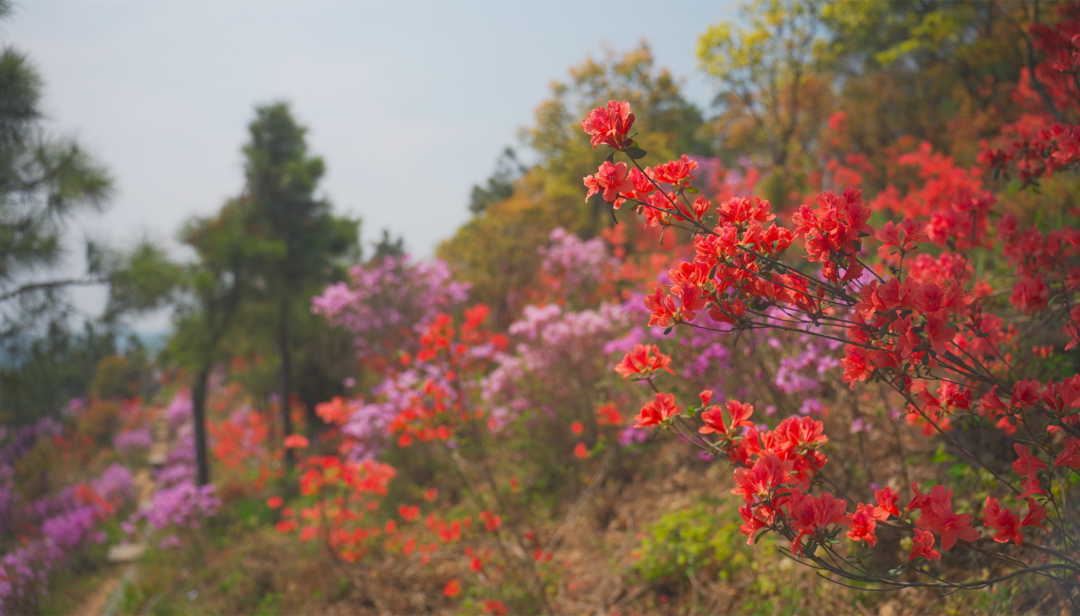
0,0,178,423
371,228,406,260
241,103,359,450
169,199,266,485
0,0,113,343
468,147,525,216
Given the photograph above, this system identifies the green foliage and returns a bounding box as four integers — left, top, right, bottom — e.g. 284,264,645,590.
525,42,707,235
104,241,185,319
89,351,148,400
469,147,525,216
0,42,114,338
821,0,979,67
0,322,117,424
438,193,557,328
12,431,60,498
371,228,406,260
634,502,750,585
738,577,808,616
442,44,706,326
698,0,829,171
239,102,360,435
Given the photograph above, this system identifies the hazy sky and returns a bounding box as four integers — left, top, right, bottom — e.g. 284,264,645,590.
6,0,735,329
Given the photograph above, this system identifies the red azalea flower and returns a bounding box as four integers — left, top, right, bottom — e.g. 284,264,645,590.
738,503,774,544
731,454,794,503
1055,437,1080,469
652,155,699,186
981,497,1025,546
284,434,309,449
908,529,941,562
580,100,635,150
614,344,674,379
643,287,679,328
1010,379,1042,409
1013,444,1047,499
633,392,679,428
846,503,878,546
873,486,900,520
700,400,755,435
913,485,979,551
785,490,850,555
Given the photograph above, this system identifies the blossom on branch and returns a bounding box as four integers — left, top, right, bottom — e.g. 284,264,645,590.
581,100,635,150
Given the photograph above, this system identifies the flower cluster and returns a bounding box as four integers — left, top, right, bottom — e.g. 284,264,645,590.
537,227,619,298
113,427,153,457
585,99,1080,593
0,457,134,614
311,256,470,364
273,455,397,561
124,394,220,547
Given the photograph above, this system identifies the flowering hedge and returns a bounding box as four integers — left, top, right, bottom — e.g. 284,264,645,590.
583,80,1080,595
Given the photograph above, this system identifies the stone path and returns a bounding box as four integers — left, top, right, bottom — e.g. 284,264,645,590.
74,414,169,616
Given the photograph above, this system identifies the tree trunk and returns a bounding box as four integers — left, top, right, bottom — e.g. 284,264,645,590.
192,364,212,486
303,395,321,437
278,302,294,466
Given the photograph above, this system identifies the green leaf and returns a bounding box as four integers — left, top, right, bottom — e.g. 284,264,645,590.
605,152,615,164
626,146,648,160
686,186,699,194
663,325,674,335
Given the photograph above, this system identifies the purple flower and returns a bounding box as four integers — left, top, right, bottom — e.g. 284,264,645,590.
798,399,825,416
537,228,618,293
92,464,134,505
113,428,153,456
618,426,649,447
165,391,193,431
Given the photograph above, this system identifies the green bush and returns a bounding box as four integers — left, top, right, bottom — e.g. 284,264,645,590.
634,501,751,585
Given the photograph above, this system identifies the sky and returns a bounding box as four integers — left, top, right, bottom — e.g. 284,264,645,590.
6,0,736,331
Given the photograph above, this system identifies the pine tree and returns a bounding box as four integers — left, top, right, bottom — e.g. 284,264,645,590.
241,103,359,453
0,0,113,344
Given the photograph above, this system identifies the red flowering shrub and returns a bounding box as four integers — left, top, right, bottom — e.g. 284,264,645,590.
584,97,1080,596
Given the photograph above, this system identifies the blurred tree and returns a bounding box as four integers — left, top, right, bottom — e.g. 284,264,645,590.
820,0,1036,169
468,147,525,216
0,0,112,341
439,191,556,328
0,0,179,423
292,316,355,433
0,322,115,424
694,0,1065,202
697,0,832,206
169,198,269,485
698,0,827,168
241,103,359,448
442,44,705,326
371,228,406,260
89,342,149,400
526,42,709,236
